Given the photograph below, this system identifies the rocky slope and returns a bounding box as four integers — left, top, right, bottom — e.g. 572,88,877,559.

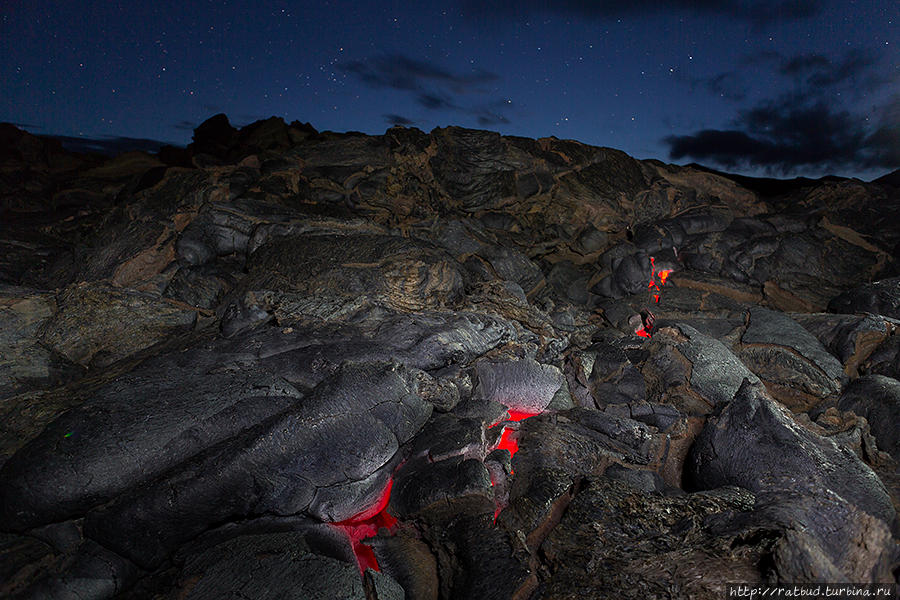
1,116,899,599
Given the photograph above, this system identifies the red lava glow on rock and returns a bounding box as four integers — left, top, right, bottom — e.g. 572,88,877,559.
492,409,538,457
338,411,543,570
334,478,398,573
489,409,540,521
496,427,520,455
636,257,673,337
647,256,673,303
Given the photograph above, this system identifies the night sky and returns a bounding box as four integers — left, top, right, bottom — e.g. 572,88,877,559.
2,1,897,180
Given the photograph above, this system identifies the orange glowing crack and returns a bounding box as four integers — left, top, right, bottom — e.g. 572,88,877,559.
334,478,398,573
489,409,540,521
490,409,539,456
648,258,672,294
638,257,674,332
496,426,520,455
338,409,543,570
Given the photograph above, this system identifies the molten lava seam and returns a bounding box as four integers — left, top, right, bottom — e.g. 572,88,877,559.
334,478,398,573
489,409,540,520
337,409,541,573
635,256,673,337
491,409,538,457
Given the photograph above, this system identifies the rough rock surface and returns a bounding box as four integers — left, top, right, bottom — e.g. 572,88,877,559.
737,307,846,411
1,118,899,599
829,277,900,320
539,479,765,599
688,380,896,581
838,375,900,462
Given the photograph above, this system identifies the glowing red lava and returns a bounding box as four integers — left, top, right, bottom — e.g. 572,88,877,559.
337,410,542,570
489,409,540,521
635,257,673,337
647,256,674,304
491,409,538,457
334,478,398,573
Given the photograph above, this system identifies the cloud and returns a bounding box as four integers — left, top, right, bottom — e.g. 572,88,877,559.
476,110,511,126
343,53,513,127
778,49,882,89
664,95,900,174
700,49,886,104
778,54,831,77
667,46,897,175
173,120,197,131
342,54,497,94
460,0,821,25
691,71,747,101
417,92,456,110
47,134,174,156
384,114,415,126
686,49,882,112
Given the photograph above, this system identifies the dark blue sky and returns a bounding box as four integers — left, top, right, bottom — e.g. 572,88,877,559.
2,1,897,179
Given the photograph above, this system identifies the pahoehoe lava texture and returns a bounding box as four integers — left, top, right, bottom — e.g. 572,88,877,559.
1,117,899,599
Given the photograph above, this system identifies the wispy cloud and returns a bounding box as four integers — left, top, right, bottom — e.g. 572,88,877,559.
342,53,512,127
48,134,174,156
665,48,898,175
384,113,415,126
417,92,456,110
343,54,497,93
777,49,885,90
665,95,899,174
692,71,748,102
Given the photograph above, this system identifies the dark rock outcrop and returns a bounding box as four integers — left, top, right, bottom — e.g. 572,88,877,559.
838,375,900,462
688,380,896,581
829,277,900,320
737,307,845,411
